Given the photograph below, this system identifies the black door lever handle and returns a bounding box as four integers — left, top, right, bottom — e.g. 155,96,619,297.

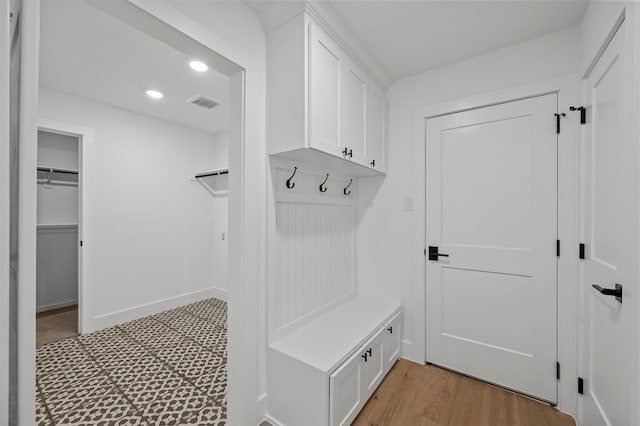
592,284,622,303
428,246,449,261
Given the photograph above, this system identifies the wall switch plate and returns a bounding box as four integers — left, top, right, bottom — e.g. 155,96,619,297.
403,196,414,211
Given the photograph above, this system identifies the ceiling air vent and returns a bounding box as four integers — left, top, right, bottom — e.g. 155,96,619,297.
187,95,219,109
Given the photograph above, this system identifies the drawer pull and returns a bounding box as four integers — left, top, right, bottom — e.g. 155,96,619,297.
361,353,368,362
367,348,372,356
387,326,393,334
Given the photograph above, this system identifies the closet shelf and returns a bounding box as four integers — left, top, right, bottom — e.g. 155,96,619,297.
37,223,78,229
194,168,229,196
194,168,228,179
37,166,78,175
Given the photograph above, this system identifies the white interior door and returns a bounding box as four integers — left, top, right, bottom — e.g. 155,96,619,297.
579,21,633,426
426,94,558,403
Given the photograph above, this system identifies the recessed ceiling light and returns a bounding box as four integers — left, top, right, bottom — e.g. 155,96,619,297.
146,90,163,99
189,60,208,72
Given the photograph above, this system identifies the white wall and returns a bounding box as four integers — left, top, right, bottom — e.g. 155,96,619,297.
39,87,223,328
356,26,581,363
37,131,78,225
199,131,228,294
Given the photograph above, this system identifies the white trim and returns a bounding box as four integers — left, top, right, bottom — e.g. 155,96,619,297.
92,287,223,330
36,300,77,314
38,118,93,336
634,6,640,425
0,0,11,423
412,73,579,419
210,287,228,302
18,0,39,423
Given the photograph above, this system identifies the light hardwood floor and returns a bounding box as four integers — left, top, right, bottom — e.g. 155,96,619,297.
36,305,78,346
353,359,575,426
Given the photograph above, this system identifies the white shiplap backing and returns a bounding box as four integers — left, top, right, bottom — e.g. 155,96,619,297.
273,164,356,336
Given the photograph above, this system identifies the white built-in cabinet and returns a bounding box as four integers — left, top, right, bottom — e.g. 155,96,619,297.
267,13,386,176
267,296,401,426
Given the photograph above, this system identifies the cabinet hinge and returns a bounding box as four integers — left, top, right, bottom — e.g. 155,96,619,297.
578,377,584,394
557,240,560,257
570,106,586,124
579,243,586,260
554,113,566,134
80,240,83,247
556,362,561,380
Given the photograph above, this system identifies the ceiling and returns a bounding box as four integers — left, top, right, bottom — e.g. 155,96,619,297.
40,0,230,134
247,0,588,82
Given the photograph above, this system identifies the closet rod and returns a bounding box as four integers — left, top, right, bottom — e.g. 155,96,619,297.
37,166,78,175
195,170,229,179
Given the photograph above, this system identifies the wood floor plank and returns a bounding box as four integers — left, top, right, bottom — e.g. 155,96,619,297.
353,359,576,426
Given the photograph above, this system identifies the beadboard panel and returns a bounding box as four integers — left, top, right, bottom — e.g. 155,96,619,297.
272,163,356,338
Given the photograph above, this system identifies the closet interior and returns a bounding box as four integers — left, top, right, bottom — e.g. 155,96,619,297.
35,130,80,346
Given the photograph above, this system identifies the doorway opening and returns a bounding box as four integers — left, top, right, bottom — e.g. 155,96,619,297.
31,1,236,423
35,129,81,346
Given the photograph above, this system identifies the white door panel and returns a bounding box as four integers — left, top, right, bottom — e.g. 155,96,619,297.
329,349,363,426
580,21,632,426
340,60,366,164
426,94,558,403
308,22,342,154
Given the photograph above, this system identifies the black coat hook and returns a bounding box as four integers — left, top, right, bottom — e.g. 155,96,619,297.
343,179,353,195
286,167,297,189
319,173,329,193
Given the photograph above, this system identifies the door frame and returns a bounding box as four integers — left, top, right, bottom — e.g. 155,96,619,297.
411,73,579,417
0,0,15,423
17,1,264,424
37,119,92,335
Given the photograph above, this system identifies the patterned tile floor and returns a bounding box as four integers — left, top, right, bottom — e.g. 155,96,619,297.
36,298,227,425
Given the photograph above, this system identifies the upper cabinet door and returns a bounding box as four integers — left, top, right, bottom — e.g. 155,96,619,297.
341,59,367,164
366,86,386,171
309,22,343,155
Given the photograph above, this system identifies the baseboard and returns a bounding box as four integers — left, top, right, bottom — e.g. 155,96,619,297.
91,287,222,331
36,299,77,313
263,414,282,426
402,339,424,364
211,286,228,301
257,393,269,426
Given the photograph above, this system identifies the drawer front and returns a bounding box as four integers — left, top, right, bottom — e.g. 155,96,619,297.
383,311,402,372
329,349,364,426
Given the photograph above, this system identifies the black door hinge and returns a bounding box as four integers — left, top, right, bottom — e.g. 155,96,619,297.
554,113,566,134
556,362,561,380
557,240,560,257
424,248,427,256
80,240,83,247
578,377,584,394
570,106,586,124
579,243,586,260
